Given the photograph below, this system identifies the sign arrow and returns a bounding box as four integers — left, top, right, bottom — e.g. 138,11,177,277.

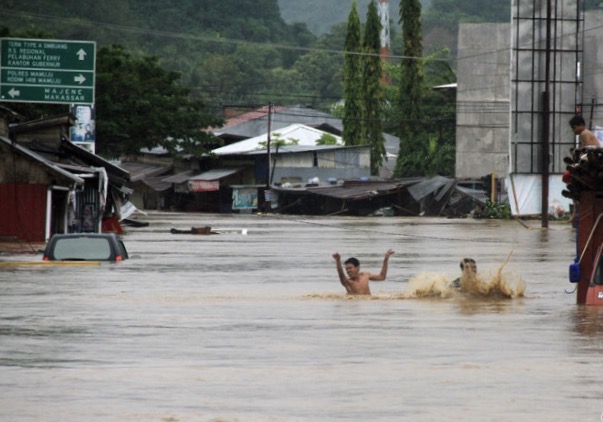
8,88,20,98
74,74,86,84
76,49,87,60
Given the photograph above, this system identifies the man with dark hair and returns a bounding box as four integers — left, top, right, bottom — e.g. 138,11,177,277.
332,249,394,295
451,258,477,289
569,115,600,147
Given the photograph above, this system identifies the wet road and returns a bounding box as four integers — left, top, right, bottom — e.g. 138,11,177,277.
1,211,602,421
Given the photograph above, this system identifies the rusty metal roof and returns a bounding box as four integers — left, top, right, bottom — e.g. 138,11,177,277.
299,179,420,200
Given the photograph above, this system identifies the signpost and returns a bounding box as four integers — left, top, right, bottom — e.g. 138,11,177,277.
0,38,95,104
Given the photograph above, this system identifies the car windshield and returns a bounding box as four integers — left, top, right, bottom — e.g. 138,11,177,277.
52,237,112,260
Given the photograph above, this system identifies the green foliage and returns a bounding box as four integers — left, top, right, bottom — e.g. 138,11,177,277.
423,0,510,53
316,133,338,145
291,51,342,109
0,0,320,113
395,0,425,177
279,0,377,35
330,101,345,118
363,0,386,175
478,201,512,220
424,135,455,176
0,0,509,117
342,1,364,146
95,45,223,158
257,134,300,149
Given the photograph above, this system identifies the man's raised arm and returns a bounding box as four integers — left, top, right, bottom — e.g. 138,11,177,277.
333,252,352,293
370,249,394,281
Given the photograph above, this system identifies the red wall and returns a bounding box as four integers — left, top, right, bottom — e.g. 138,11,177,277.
577,191,603,304
0,184,47,242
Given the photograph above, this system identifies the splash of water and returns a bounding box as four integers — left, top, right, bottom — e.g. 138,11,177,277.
402,252,525,299
398,272,459,299
308,252,525,300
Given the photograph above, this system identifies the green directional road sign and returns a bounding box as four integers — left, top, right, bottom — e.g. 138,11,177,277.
0,37,95,104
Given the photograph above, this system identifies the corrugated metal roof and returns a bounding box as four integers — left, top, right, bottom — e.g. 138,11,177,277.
303,179,418,200
189,168,242,181
61,139,130,182
117,162,171,182
407,175,455,201
212,124,343,155
246,144,366,155
0,136,84,185
141,177,172,192
215,106,343,138
215,105,287,131
162,170,196,184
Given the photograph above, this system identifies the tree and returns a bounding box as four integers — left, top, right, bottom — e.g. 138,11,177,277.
95,45,223,158
421,48,456,176
395,0,426,177
292,51,342,110
363,0,386,175
342,1,364,146
316,133,338,145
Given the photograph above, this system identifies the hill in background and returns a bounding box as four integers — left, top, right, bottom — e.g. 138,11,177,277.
278,0,431,35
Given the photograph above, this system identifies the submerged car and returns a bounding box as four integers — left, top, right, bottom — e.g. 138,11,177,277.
42,233,129,262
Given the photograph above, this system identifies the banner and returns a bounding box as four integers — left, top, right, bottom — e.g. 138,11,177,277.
70,103,95,153
232,187,258,210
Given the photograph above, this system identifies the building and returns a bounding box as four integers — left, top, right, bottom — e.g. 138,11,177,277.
0,111,130,242
455,2,603,216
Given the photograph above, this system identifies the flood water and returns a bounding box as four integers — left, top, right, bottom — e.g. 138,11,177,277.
1,211,602,421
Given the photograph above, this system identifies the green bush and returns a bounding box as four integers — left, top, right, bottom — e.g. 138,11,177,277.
479,201,512,219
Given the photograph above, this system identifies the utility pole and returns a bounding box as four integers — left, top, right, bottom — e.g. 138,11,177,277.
266,102,272,188
265,102,273,212
541,0,552,228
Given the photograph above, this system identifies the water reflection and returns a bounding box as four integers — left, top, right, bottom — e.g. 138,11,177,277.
570,306,603,337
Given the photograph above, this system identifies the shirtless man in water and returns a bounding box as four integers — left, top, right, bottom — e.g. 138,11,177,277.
333,249,394,295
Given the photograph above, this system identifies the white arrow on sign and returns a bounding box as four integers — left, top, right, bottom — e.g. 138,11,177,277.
74,74,86,84
8,88,20,98
76,49,87,61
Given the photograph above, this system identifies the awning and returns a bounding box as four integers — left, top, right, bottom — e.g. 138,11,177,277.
163,170,196,184
188,168,242,192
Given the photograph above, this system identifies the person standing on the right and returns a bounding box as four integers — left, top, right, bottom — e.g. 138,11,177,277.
569,115,600,147
567,115,600,224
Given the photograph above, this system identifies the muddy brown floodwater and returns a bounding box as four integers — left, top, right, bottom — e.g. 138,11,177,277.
1,211,602,421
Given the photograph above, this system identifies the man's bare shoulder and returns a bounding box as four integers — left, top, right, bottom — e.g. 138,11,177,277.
582,129,600,146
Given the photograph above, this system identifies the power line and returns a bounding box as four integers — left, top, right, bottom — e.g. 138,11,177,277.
0,9,448,63
3,7,603,67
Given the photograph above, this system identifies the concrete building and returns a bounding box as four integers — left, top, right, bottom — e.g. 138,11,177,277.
455,23,511,180
455,1,603,215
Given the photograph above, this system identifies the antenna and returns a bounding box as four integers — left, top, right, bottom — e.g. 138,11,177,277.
378,0,391,60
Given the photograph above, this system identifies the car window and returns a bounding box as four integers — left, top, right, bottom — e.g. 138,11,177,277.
52,237,112,260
